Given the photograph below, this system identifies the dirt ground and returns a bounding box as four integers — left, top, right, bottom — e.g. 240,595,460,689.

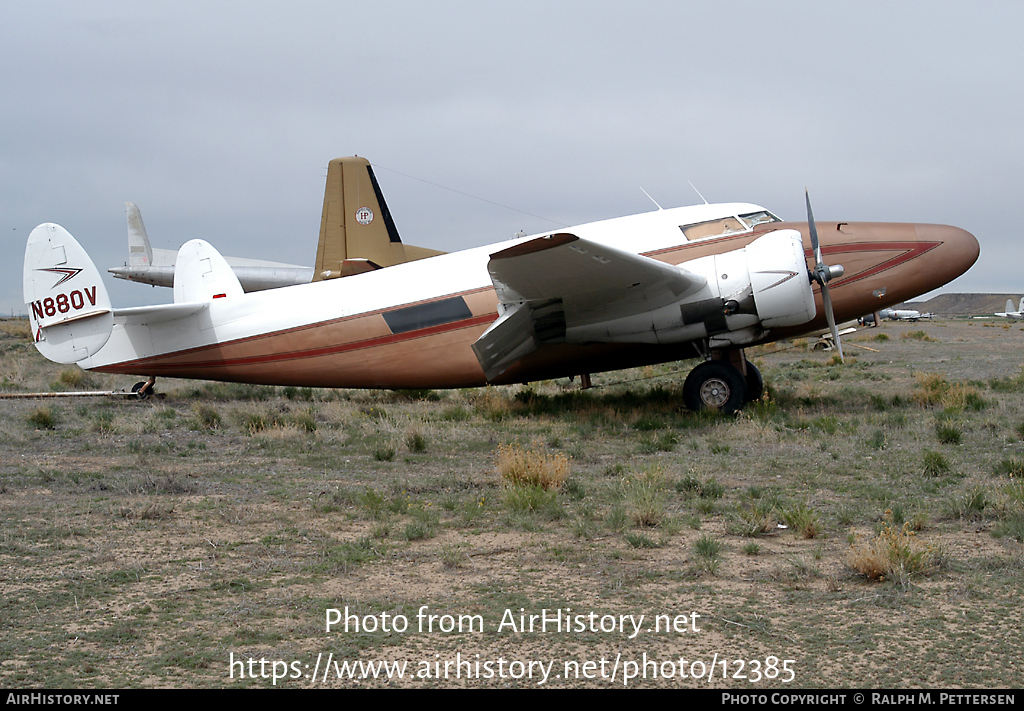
0,317,1021,688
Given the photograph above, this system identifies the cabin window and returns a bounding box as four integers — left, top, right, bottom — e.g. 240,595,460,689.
681,217,747,241
680,211,781,241
382,296,474,335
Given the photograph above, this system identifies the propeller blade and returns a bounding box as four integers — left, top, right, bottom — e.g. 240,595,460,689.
805,189,844,362
805,189,823,268
821,281,844,362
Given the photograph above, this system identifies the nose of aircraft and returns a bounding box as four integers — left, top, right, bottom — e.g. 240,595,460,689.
914,223,980,284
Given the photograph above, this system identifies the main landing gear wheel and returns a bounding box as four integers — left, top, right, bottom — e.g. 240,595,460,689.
683,361,748,414
744,361,764,403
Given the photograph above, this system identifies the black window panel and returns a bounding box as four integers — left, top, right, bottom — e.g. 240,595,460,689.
383,297,474,335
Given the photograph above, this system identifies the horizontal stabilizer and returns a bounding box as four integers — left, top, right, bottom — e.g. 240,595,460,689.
173,240,244,304
24,223,114,364
113,302,207,325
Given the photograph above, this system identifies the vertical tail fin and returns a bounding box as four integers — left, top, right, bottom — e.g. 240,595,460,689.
312,157,444,281
23,224,113,364
126,202,153,268
1008,299,1016,314
173,240,244,303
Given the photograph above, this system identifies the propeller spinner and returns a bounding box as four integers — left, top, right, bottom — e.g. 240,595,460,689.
805,190,845,362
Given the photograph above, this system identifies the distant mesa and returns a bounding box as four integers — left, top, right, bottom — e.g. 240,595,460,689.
903,293,1022,316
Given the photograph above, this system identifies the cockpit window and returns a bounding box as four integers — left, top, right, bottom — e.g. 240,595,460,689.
739,211,781,228
680,210,781,241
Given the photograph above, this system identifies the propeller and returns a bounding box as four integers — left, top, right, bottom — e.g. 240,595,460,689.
805,190,846,362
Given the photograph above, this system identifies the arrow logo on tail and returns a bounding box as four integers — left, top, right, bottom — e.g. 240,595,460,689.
37,267,82,288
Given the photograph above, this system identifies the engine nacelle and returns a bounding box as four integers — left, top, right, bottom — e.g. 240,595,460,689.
561,229,816,346
673,228,815,336
744,229,816,327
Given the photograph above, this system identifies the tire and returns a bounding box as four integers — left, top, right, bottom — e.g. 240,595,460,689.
683,361,748,414
744,361,764,403
131,381,151,400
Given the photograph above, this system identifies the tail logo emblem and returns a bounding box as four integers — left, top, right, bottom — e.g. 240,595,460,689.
37,267,83,288
355,207,374,225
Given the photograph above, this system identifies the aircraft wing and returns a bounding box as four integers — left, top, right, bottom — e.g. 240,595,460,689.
473,233,707,380
487,233,705,323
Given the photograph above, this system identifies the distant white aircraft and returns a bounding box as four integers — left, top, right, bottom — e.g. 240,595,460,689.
109,202,313,292
995,298,1024,320
879,308,934,322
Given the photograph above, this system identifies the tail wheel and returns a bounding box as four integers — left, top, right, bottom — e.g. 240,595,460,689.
744,361,764,403
131,378,156,400
683,361,748,414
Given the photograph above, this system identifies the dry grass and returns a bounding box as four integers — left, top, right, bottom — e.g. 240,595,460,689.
848,520,937,582
913,372,985,410
913,372,949,406
0,318,31,340
496,441,570,490
621,466,667,527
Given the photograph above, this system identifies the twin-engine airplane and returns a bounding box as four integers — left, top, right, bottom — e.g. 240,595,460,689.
23,158,980,413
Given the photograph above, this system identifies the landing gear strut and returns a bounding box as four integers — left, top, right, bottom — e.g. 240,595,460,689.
744,361,763,403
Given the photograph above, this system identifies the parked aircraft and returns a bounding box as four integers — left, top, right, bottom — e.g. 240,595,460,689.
995,298,1024,320
108,157,443,291
879,308,934,322
108,202,312,292
22,164,980,413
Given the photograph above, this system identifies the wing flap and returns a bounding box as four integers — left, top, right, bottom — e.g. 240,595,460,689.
471,303,538,381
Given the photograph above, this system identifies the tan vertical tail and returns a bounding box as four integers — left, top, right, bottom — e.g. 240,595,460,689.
313,157,444,281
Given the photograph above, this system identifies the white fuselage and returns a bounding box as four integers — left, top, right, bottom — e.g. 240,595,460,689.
81,203,768,372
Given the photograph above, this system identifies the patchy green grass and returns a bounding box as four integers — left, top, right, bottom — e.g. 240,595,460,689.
2,319,1023,687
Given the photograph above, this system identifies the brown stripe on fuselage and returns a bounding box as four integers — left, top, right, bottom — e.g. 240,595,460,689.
91,222,970,387
93,287,500,388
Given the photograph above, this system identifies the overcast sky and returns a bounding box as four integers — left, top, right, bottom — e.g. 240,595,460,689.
2,1,1021,314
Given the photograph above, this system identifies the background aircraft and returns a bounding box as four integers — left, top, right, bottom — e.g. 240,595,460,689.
108,158,443,292
995,298,1024,320
23,167,980,413
879,308,934,322
109,202,312,292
